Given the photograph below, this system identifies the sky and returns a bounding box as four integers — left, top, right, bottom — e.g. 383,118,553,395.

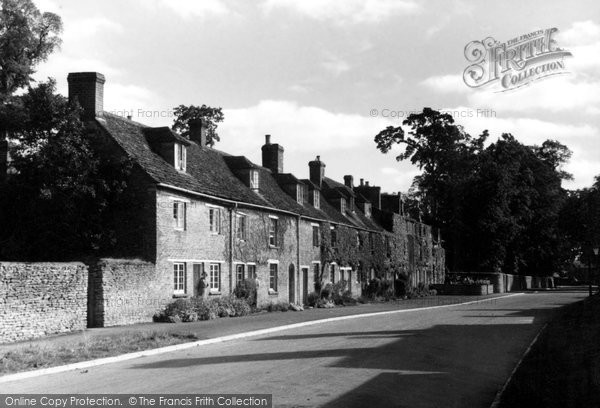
31,0,600,193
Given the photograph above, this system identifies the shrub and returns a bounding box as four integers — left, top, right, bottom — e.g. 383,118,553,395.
265,301,290,312
233,279,257,307
364,278,394,299
331,280,348,305
154,295,252,322
321,283,333,299
307,292,319,307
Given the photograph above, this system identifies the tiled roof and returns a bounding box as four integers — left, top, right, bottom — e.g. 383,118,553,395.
96,112,384,231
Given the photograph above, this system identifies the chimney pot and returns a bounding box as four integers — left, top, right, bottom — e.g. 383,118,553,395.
309,156,326,187
127,115,132,120
365,181,370,186
262,135,284,173
360,178,364,186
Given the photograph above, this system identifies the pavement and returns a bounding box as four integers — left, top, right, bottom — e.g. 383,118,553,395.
0,293,513,353
0,288,590,408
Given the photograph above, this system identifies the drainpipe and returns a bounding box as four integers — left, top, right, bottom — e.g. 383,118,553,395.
229,205,236,294
296,215,301,304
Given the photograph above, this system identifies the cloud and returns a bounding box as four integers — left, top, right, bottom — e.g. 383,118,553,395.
218,100,391,153
447,106,600,188
139,0,229,19
558,20,600,47
322,54,351,76
261,0,421,24
467,76,600,114
420,74,468,94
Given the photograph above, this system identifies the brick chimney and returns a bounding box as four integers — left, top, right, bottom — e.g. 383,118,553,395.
67,72,105,120
309,156,326,187
189,118,207,147
261,134,284,174
343,175,353,189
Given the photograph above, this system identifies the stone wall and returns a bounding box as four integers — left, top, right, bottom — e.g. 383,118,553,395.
0,262,87,344
88,258,170,327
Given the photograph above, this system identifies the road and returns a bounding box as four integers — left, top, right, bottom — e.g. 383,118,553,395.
1,289,588,407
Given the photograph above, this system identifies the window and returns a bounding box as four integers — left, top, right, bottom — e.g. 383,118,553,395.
236,264,245,285
173,263,185,294
341,269,345,282
369,233,374,251
173,201,186,230
209,263,221,292
340,199,347,214
312,190,320,209
209,207,221,234
357,232,363,248
269,217,278,247
313,263,320,283
312,224,320,247
236,214,247,240
250,170,259,190
330,226,337,248
247,264,256,280
385,235,391,254
174,143,186,172
330,264,335,284
364,203,371,217
297,184,304,204
269,263,278,292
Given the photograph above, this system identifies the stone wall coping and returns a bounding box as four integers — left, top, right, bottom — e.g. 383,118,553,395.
0,261,87,267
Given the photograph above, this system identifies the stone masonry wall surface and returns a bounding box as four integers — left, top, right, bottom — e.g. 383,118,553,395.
0,262,87,344
89,258,169,327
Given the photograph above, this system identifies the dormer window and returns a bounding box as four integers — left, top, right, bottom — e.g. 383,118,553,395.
250,170,259,190
297,184,305,204
364,203,371,218
340,199,347,214
174,143,187,172
312,190,320,209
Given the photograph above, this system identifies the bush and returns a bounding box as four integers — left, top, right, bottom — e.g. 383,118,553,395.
154,295,252,322
307,292,319,307
364,278,394,300
331,280,348,305
265,301,290,312
233,279,257,307
321,283,333,299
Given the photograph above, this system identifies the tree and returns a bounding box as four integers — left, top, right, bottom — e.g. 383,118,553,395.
374,108,572,275
172,104,224,147
0,80,131,260
0,0,62,100
374,108,486,269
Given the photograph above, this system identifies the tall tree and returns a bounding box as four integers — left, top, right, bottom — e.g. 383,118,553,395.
0,0,62,101
172,104,224,147
0,80,132,260
374,107,486,269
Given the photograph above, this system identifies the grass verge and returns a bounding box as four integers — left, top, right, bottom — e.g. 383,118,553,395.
499,294,600,408
0,331,198,375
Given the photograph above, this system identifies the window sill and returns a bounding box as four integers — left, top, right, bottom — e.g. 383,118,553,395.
172,293,188,298
268,291,278,296
209,291,222,296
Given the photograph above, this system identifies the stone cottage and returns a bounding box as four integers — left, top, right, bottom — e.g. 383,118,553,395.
64,72,445,326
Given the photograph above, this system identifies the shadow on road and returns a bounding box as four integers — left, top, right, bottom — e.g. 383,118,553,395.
129,296,585,408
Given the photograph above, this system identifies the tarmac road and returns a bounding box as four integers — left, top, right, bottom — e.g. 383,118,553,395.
1,289,588,408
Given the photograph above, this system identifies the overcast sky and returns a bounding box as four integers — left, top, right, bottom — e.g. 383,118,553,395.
33,0,600,193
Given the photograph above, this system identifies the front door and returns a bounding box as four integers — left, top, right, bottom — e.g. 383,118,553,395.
288,264,295,304
302,267,309,305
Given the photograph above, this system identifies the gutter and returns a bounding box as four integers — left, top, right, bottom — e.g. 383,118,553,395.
155,183,382,234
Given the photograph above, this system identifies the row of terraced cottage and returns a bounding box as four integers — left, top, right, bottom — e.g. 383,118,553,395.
2,72,445,336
